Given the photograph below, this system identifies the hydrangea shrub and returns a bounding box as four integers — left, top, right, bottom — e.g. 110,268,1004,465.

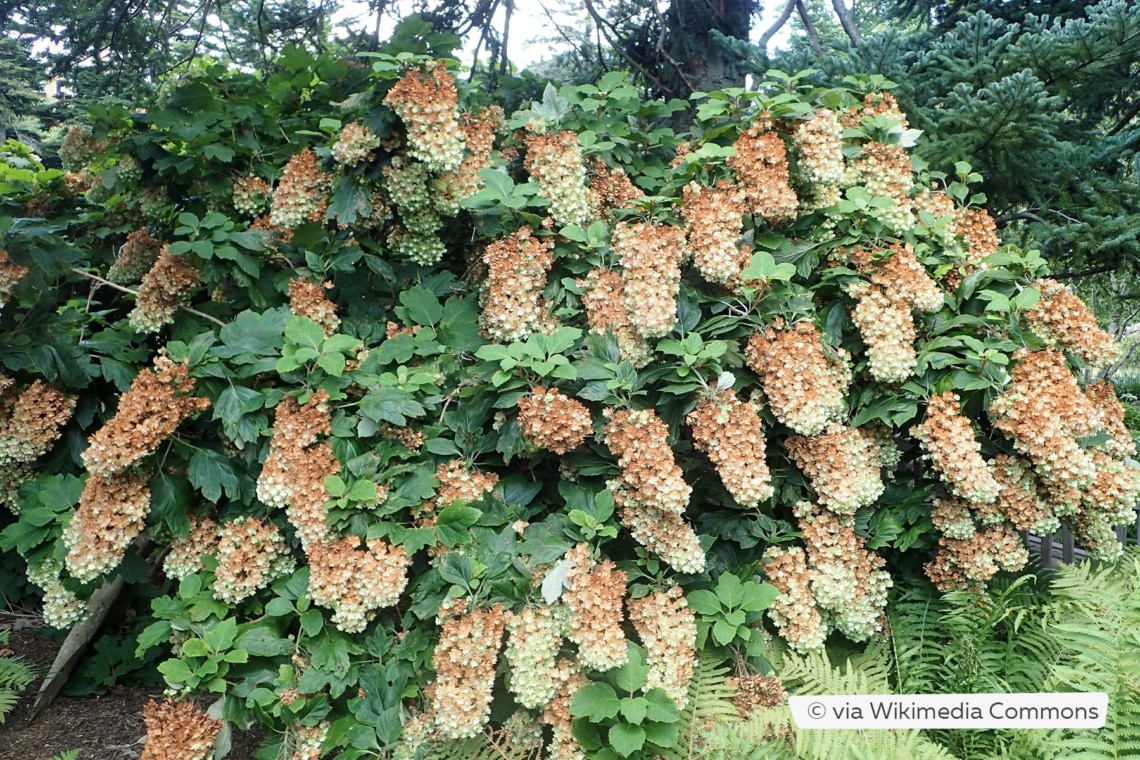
0,37,1136,759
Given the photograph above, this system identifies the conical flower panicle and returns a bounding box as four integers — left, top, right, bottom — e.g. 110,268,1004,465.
930,496,978,540
785,424,884,515
857,141,915,231
794,108,846,188
429,599,506,740
628,587,697,709
140,698,222,760
504,605,563,710
26,557,86,629
1086,380,1137,459
541,659,588,760
288,278,340,336
108,228,163,284
681,180,747,285
587,159,642,218
561,543,628,671
614,221,685,339
762,545,825,654
989,349,1102,506
384,62,466,173
517,387,592,455
331,121,381,167
128,248,201,334
306,536,410,632
911,391,1001,505
924,523,1029,592
0,380,75,466
686,389,773,507
579,268,650,366
871,243,943,312
847,280,918,383
270,148,330,229
82,355,208,476
728,123,798,222
797,503,892,643
163,516,222,581
231,175,272,217
64,471,151,582
1071,452,1140,562
433,107,501,213
601,408,691,515
524,130,591,227
213,517,294,604
744,319,850,436
479,225,555,343
985,454,1059,536
1026,279,1120,365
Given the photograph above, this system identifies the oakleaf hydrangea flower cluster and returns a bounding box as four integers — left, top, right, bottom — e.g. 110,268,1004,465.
628,586,697,709
213,516,295,604
745,319,850,435
580,268,652,366
587,159,642,218
140,698,222,760
0,379,76,513
82,354,209,476
686,389,773,507
681,180,748,285
504,605,564,709
163,516,221,580
517,386,593,455
108,228,163,284
384,63,467,173
270,148,329,229
524,130,592,227
601,407,688,515
288,278,340,336
728,121,799,223
64,471,151,582
1026,278,1120,365
785,424,884,515
128,248,201,334
429,598,506,739
561,543,629,671
479,226,555,342
924,523,1029,592
231,175,272,217
797,502,892,643
794,108,846,187
306,536,410,632
848,244,943,383
762,545,825,653
613,221,685,339
331,121,381,166
601,408,705,573
26,556,86,629
912,391,1001,505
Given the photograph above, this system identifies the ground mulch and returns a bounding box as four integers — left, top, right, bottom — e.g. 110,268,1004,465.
0,612,263,760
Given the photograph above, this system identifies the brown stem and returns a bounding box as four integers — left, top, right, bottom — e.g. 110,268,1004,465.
761,0,798,50
69,267,226,327
831,0,862,44
796,0,823,56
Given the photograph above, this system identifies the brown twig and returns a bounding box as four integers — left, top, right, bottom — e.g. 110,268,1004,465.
582,0,674,97
761,0,799,49
69,267,226,327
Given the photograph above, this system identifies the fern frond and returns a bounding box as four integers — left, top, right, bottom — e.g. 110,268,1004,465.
703,650,960,760
418,721,544,760
0,630,37,725
659,655,739,760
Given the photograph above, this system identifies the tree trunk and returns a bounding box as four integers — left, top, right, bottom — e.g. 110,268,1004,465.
664,0,753,97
